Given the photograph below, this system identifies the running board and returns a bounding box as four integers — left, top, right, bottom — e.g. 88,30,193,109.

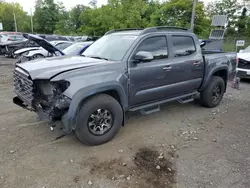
178,98,194,104
140,105,160,115
130,92,197,112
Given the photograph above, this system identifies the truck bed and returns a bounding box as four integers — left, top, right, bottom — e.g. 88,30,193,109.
202,50,237,81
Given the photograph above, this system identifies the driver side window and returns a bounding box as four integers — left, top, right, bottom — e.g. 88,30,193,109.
135,36,168,60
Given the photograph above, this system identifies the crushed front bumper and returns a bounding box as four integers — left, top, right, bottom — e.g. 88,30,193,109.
13,95,72,133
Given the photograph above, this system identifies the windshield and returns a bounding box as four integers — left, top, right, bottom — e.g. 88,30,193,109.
82,34,137,61
243,46,250,53
63,43,85,55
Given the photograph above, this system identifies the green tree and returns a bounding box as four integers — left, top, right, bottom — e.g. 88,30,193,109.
70,5,89,32
0,2,30,32
55,3,71,35
79,0,159,36
33,0,60,34
151,0,210,38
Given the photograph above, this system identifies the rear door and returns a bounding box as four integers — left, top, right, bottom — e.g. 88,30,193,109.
163,35,204,97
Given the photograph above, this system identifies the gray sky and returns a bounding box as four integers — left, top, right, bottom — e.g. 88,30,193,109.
6,0,214,14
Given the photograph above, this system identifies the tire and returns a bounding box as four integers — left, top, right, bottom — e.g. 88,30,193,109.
32,54,44,60
75,94,123,146
200,76,225,108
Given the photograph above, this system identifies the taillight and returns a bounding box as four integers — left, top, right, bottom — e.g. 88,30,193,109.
236,57,239,67
7,38,12,41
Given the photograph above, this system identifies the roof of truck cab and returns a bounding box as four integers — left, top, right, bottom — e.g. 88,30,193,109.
110,30,194,36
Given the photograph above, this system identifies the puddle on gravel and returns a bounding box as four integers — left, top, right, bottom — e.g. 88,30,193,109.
89,147,176,188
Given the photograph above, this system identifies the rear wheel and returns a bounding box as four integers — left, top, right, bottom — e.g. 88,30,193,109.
200,76,225,108
75,94,123,146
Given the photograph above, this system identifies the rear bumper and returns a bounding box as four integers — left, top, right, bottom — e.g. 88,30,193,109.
237,68,250,79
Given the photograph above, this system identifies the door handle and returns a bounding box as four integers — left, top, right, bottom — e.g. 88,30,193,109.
193,61,201,66
163,66,172,71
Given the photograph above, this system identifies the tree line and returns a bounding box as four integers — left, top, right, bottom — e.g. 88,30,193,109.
0,0,249,38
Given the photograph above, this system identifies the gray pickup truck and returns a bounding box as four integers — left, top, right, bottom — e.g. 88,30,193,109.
13,27,237,145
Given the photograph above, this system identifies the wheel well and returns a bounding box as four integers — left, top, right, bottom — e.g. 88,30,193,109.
213,69,227,91
79,90,122,108
103,90,121,104
33,53,44,57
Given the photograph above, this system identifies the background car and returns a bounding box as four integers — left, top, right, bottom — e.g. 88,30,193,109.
38,34,71,41
62,41,93,56
23,40,72,60
237,45,250,79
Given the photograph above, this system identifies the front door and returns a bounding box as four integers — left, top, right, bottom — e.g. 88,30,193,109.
129,36,171,106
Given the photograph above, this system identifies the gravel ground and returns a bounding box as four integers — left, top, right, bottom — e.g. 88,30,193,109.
0,56,249,188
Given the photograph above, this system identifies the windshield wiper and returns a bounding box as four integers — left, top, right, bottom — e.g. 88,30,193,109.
88,56,109,61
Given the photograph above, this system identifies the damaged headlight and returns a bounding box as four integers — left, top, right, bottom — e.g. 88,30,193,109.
38,80,70,96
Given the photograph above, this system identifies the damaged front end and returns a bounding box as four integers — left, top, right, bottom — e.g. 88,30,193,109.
13,68,72,133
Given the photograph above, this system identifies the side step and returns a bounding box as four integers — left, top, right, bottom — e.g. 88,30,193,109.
130,92,198,113
140,105,160,115
178,97,194,104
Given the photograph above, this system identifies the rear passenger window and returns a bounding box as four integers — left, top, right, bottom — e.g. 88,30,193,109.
172,36,196,57
135,36,168,60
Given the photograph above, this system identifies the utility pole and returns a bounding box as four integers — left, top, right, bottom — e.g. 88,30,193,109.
30,8,34,33
190,0,197,32
13,11,17,32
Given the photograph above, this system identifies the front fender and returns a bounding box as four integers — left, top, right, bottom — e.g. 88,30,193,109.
199,66,228,91
65,82,128,132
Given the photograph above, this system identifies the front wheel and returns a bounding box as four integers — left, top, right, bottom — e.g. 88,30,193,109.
200,76,225,108
32,54,45,60
75,94,123,146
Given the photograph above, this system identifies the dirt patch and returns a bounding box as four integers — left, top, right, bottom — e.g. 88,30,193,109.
134,148,176,188
90,158,131,180
90,148,176,188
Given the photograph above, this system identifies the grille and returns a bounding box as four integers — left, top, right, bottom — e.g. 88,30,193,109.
13,69,34,105
238,59,250,69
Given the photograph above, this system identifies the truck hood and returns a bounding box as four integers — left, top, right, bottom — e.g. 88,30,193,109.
17,56,113,80
237,53,250,61
23,33,64,55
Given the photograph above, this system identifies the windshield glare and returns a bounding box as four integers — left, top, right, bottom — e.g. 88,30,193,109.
63,43,84,56
243,46,250,53
82,34,137,61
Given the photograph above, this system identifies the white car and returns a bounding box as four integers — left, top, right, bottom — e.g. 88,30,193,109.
237,46,250,79
19,40,72,59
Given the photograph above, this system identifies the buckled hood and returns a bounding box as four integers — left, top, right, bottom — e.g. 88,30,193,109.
16,56,114,80
23,33,65,55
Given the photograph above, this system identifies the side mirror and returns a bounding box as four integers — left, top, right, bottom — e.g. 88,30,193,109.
239,50,244,53
200,41,206,48
134,51,154,63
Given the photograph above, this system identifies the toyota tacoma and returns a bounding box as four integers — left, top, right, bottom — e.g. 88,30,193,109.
13,27,237,146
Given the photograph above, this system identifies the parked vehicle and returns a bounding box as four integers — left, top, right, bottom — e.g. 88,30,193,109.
237,45,250,79
62,41,93,55
16,35,73,62
64,36,76,42
1,39,38,58
15,37,92,64
38,34,70,41
75,36,100,42
0,34,8,43
13,26,237,146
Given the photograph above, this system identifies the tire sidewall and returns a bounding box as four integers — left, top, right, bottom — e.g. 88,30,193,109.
76,96,123,145
211,79,225,106
201,76,225,108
